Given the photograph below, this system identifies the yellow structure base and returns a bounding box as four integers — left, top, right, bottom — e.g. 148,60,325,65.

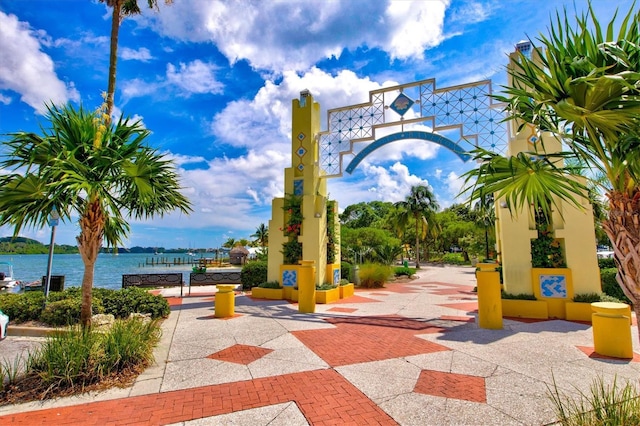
565,302,593,322
501,299,549,319
477,270,503,329
591,302,633,359
339,283,354,299
298,260,316,313
251,287,284,300
214,285,236,318
316,288,339,304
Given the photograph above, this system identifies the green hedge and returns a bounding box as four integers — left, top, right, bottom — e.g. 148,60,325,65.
598,258,616,269
600,268,631,304
341,262,353,282
240,261,268,290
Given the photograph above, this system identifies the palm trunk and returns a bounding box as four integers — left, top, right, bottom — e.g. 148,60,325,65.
106,0,122,119
77,200,106,328
415,218,420,269
603,190,640,343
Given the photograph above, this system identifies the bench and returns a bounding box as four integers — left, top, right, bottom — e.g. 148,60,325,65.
189,271,241,295
122,273,184,297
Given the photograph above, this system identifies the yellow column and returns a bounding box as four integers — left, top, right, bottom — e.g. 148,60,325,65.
214,285,235,318
591,302,633,359
298,260,316,313
476,264,503,329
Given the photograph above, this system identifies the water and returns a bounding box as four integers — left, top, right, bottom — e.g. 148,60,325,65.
0,253,200,291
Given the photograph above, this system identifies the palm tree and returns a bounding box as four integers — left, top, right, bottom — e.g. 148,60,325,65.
251,223,268,248
222,238,236,249
0,103,192,327
100,0,171,118
473,192,495,260
394,185,439,268
462,3,640,339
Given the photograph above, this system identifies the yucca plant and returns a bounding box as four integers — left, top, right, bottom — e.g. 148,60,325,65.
462,2,640,342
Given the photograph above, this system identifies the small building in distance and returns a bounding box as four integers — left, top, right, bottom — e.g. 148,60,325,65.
229,246,249,265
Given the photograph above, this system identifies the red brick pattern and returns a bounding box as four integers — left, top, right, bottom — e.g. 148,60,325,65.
0,370,397,426
437,302,479,313
328,307,358,313
207,344,273,365
334,294,381,304
165,297,182,307
439,315,475,323
576,346,640,362
293,315,450,366
414,369,486,403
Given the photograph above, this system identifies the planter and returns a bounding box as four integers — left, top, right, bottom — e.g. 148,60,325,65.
316,287,339,304
290,288,299,302
565,302,593,322
501,299,548,319
251,287,284,300
339,283,354,299
326,263,341,286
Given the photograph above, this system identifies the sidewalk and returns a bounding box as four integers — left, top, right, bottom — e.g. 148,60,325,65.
1,265,639,425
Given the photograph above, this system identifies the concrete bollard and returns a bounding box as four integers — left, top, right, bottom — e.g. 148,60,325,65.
591,302,633,359
214,284,236,318
298,260,316,313
476,263,503,330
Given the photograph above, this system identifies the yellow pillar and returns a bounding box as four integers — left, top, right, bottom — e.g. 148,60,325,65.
214,285,235,318
298,260,316,313
591,302,633,359
477,264,503,329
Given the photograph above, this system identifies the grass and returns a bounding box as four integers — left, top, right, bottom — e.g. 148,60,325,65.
1,317,161,403
548,375,640,425
358,263,393,288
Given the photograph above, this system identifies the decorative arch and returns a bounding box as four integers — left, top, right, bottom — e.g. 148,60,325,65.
345,131,470,174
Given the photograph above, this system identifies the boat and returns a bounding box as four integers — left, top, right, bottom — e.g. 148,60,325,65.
0,261,20,289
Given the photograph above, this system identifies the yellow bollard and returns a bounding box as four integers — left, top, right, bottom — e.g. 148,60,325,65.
215,284,236,318
298,260,316,313
591,302,633,359
477,265,503,330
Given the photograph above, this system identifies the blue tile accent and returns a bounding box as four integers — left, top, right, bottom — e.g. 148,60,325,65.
293,179,303,196
539,274,567,298
333,268,340,285
282,269,297,287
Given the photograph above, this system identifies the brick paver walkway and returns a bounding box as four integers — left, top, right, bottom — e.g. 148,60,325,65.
0,369,397,425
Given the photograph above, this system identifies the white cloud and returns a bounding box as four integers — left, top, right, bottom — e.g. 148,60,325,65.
120,46,153,61
144,0,450,72
121,59,223,100
0,12,79,113
0,93,11,105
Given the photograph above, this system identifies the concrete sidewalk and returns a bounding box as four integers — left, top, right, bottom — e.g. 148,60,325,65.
1,265,639,425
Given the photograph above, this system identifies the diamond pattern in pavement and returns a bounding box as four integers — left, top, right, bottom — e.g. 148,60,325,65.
207,344,273,365
293,315,450,367
414,369,487,403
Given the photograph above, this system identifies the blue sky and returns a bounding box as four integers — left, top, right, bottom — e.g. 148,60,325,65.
0,0,634,249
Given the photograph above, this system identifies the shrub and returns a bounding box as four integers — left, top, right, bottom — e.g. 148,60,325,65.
598,258,616,269
258,281,282,289
572,293,601,303
316,283,336,290
341,261,353,282
339,278,349,285
501,292,537,300
358,263,393,288
100,318,160,375
40,297,104,326
601,268,631,305
0,292,44,323
441,253,466,265
394,266,416,277
100,287,169,319
241,260,268,290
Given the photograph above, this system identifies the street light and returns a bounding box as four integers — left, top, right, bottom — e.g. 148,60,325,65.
43,206,60,304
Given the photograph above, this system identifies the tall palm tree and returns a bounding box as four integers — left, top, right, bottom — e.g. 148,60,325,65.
462,3,640,339
0,104,192,327
223,238,236,249
100,0,172,118
394,185,439,268
250,223,268,248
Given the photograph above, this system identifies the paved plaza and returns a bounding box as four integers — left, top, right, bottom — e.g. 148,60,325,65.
0,265,639,425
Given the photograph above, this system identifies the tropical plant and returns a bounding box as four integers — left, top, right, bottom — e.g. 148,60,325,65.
461,3,640,340
100,0,172,118
281,194,303,264
0,104,191,327
326,200,337,264
395,185,439,268
251,223,269,248
222,238,236,249
474,192,496,260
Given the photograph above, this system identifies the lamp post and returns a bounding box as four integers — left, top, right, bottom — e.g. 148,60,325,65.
43,206,60,304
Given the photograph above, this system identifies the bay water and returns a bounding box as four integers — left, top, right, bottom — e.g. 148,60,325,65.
0,253,200,291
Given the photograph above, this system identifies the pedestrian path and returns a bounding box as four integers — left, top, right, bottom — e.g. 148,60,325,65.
1,265,639,425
